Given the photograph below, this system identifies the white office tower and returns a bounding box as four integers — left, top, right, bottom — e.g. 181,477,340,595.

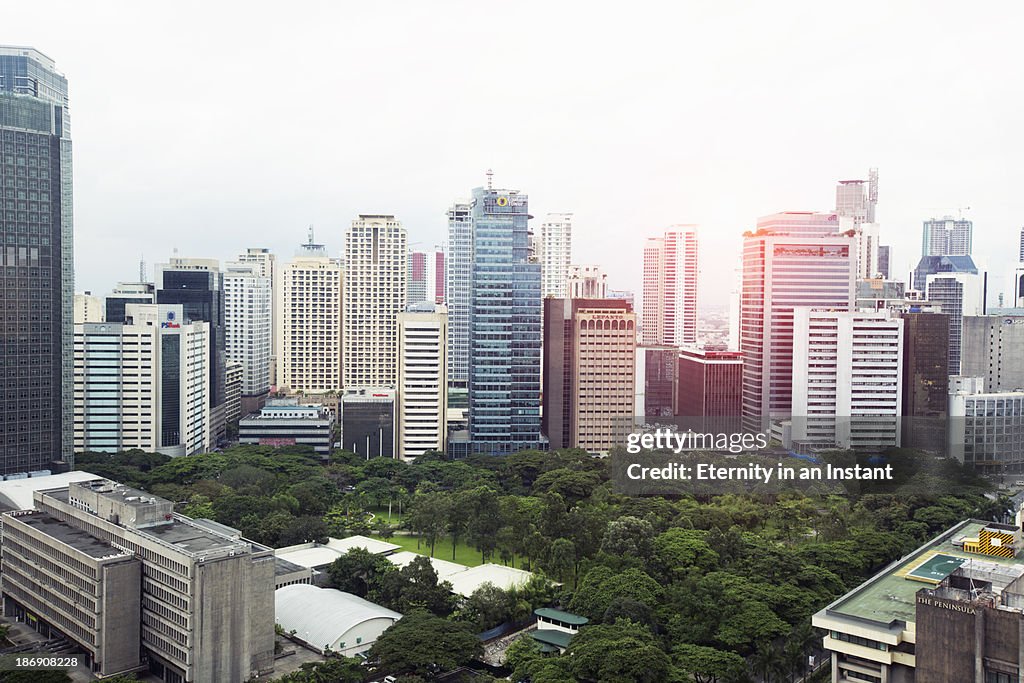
641,226,698,346
276,240,343,393
396,304,448,460
446,201,472,388
925,272,985,375
1015,227,1024,307
740,233,856,430
343,215,407,388
74,304,211,456
223,260,272,413
73,292,104,323
566,265,607,299
922,216,973,257
791,309,903,449
235,247,277,380
538,213,573,298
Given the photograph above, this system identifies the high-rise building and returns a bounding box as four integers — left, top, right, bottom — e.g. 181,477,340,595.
740,232,856,429
855,278,907,310
0,47,73,474
74,304,211,457
755,211,840,236
835,178,876,224
462,182,544,455
276,239,343,394
543,298,636,453
634,346,679,418
396,304,448,460
225,359,243,422
446,201,472,388
74,292,104,323
791,309,903,449
912,254,979,291
341,387,395,458
898,309,950,450
223,260,272,414
155,257,226,446
233,247,277,386
925,272,986,375
1015,227,1024,307
962,315,1024,392
677,348,743,418
538,213,573,299
922,216,973,257
641,226,698,347
877,244,892,280
566,265,607,299
406,248,445,306
1,478,275,682
105,282,155,323
343,215,406,388
835,175,881,279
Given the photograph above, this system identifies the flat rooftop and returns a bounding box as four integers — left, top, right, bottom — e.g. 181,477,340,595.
73,478,170,509
9,511,132,561
823,520,1024,628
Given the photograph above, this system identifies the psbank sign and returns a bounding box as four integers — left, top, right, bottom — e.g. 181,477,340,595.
160,310,180,329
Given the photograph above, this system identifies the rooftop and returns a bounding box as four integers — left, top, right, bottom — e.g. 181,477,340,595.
7,510,132,561
446,563,536,598
534,608,589,626
386,551,468,580
0,471,100,511
275,535,400,569
820,520,1024,630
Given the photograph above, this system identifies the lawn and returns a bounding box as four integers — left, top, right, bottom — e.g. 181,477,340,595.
366,505,409,525
369,533,515,568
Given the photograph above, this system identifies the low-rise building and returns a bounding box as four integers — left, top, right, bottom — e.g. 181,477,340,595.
238,402,335,457
341,388,395,459
274,584,401,657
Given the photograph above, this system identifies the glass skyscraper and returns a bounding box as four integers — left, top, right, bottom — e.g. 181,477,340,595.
463,184,544,455
0,47,73,473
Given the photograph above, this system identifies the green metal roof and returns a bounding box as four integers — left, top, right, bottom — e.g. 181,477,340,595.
534,608,589,626
531,629,574,649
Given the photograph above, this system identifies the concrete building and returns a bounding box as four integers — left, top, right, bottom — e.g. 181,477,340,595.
274,585,401,657
635,346,679,418
343,215,407,389
1015,227,1024,308
543,299,636,453
276,239,343,393
642,226,698,347
239,402,334,456
922,216,973,257
856,278,906,311
878,245,892,280
2,478,276,683
396,305,448,460
225,359,243,423
926,271,986,375
155,257,226,446
566,265,607,299
538,213,573,299
233,248,277,385
962,315,1024,393
74,292,104,323
677,348,743,418
814,519,1024,683
791,309,903,449
756,210,840,237
740,231,856,430
407,247,444,306
223,259,272,414
446,200,472,389
105,282,155,323
74,305,211,456
899,309,950,451
342,387,395,458
948,378,1024,473
0,46,74,475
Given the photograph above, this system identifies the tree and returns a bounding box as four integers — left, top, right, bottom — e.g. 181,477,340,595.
650,527,720,582
567,620,671,683
407,491,450,556
326,547,394,598
373,555,457,616
600,515,655,558
568,566,662,622
544,537,576,585
367,610,482,676
672,643,746,683
270,656,364,682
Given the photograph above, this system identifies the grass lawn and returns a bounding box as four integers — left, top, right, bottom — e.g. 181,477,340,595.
369,533,519,568
366,505,409,525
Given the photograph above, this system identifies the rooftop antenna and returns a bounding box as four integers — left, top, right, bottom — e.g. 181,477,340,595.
486,168,493,190
307,224,314,246
139,254,145,283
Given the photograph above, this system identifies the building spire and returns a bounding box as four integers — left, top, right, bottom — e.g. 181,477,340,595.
486,168,493,190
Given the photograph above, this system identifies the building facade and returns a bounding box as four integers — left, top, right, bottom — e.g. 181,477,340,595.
634,346,679,418
0,46,74,474
677,348,743,418
104,282,155,324
899,310,950,451
925,272,986,376
641,226,698,347
922,216,973,257
948,379,1024,473
542,298,636,453
790,309,903,449
566,265,607,299
538,212,573,299
406,248,444,306
446,201,472,388
74,292,104,323
225,359,243,423
223,260,271,413
238,402,334,456
396,305,448,460
341,388,395,459
961,315,1024,393
275,242,343,393
343,215,406,388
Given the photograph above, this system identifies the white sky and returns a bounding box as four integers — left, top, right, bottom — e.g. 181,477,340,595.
11,1,1024,307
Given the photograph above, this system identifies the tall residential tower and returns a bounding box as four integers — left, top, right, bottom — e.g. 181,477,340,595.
641,226,698,347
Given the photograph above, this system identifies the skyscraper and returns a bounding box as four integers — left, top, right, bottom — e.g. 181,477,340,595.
740,232,856,429
223,260,271,414
396,304,448,460
104,281,155,323
635,346,679,418
538,212,573,299
898,309,949,451
73,292,104,323
234,248,277,383
1015,227,1024,307
343,215,407,388
276,238,343,393
407,247,445,306
922,216,973,257
877,245,892,280
925,271,985,375
0,47,73,474
641,226,698,347
677,348,743,418
446,201,472,388
461,182,543,455
961,314,1024,393
155,257,226,446
566,265,607,299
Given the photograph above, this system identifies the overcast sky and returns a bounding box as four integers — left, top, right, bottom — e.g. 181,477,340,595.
11,1,1024,307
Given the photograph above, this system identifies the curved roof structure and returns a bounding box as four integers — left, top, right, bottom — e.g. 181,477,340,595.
275,584,401,653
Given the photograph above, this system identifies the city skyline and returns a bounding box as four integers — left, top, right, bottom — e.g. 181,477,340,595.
9,3,1024,309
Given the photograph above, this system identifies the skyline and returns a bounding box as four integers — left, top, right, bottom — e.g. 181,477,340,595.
10,2,1024,307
